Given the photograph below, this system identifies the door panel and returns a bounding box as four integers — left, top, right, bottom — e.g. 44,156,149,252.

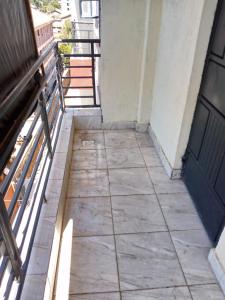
189,102,209,158
198,112,225,185
202,61,225,115
184,0,225,244
215,156,225,206
211,0,225,57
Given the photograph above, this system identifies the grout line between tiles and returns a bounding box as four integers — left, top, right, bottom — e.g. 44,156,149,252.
72,228,208,239
69,283,200,296
137,138,194,300
68,281,222,297
66,191,190,200
103,130,122,300
73,230,169,238
68,130,217,299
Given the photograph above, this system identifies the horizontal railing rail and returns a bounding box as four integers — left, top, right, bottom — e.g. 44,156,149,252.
0,41,65,298
0,42,57,120
58,38,101,108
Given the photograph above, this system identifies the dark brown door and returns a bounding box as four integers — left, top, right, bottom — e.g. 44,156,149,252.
183,0,225,245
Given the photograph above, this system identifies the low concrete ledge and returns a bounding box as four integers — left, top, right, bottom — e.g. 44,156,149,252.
21,110,74,300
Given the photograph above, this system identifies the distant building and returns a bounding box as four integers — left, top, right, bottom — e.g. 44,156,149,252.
72,0,100,40
50,9,71,37
60,0,72,14
31,7,54,53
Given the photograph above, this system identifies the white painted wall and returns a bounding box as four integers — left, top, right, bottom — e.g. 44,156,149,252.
137,0,162,125
101,0,146,123
150,0,217,172
216,229,225,270
101,0,162,124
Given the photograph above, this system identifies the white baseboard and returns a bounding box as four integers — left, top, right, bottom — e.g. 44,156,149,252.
135,122,148,132
209,249,225,295
102,121,136,130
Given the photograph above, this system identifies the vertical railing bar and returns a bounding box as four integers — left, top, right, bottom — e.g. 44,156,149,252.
39,92,53,159
0,257,9,284
91,41,97,106
49,96,61,133
18,104,62,252
56,72,65,112
0,193,21,280
55,44,65,112
3,272,15,300
0,108,41,197
7,126,44,219
13,138,47,236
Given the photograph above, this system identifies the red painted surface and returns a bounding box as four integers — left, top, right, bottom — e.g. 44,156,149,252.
70,58,93,87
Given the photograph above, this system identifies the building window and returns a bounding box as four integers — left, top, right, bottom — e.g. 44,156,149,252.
79,0,99,18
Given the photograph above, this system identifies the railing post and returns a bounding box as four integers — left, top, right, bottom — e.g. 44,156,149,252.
39,92,53,159
0,193,22,280
91,42,97,106
55,43,65,112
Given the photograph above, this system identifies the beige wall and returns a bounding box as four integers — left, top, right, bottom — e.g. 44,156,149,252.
101,0,146,122
150,0,217,172
101,0,162,124
137,0,162,125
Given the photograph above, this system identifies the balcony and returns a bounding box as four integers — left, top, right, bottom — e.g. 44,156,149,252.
0,39,224,298
19,112,223,299
1,14,225,300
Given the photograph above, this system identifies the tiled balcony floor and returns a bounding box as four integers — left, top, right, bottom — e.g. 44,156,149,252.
62,129,225,300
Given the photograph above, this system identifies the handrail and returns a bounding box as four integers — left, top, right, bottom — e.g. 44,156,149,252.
60,38,100,43
0,41,57,119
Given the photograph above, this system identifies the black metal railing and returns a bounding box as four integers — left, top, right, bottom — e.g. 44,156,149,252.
58,39,101,108
0,37,100,298
0,41,64,298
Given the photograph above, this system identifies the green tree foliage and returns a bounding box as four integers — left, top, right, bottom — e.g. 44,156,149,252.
60,20,72,39
31,0,61,13
58,21,73,64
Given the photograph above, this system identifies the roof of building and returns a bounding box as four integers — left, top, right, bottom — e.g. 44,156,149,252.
31,6,53,29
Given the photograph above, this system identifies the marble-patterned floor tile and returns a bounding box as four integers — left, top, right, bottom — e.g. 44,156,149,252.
73,131,105,150
68,170,110,197
109,168,154,196
158,193,204,231
116,232,185,290
190,284,225,300
71,149,107,170
122,287,192,299
112,195,166,234
106,148,145,169
70,236,119,294
70,292,120,300
135,132,154,147
148,167,187,194
104,130,138,148
171,230,216,285
140,147,162,167
66,197,113,236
